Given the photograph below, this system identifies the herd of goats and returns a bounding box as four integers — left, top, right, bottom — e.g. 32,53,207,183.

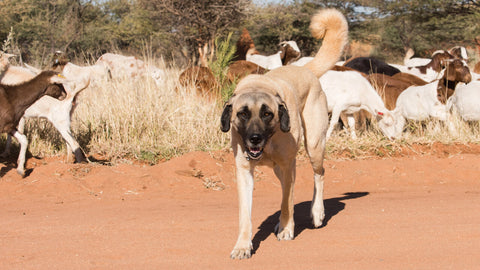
181,36,480,141
1,33,480,176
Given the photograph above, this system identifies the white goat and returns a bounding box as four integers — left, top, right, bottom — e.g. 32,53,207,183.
447,81,480,121
95,53,165,86
319,70,404,139
0,53,38,85
61,62,108,86
246,41,302,70
394,79,449,122
246,47,283,70
403,48,431,67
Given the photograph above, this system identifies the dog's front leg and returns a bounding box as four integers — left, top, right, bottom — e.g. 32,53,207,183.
230,157,255,259
274,161,296,241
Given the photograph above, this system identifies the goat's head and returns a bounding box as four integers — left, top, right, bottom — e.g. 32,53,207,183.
0,52,15,72
448,46,468,61
279,41,301,65
376,110,405,140
51,50,69,71
246,47,260,56
45,72,69,100
436,59,472,104
430,50,455,71
444,59,471,83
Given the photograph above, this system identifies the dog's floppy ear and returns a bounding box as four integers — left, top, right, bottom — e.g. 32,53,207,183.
278,103,290,132
220,103,233,132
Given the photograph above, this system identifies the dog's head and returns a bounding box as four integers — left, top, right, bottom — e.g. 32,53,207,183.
221,91,290,160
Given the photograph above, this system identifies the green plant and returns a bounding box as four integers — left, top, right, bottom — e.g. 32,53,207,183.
208,32,237,103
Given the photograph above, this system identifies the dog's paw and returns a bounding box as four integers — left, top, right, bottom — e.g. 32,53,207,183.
311,204,325,228
312,211,325,228
276,226,294,241
230,245,252,260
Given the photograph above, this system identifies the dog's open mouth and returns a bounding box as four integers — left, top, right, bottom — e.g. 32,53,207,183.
246,146,263,160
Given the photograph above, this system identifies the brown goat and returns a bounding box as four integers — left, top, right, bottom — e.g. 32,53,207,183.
226,60,266,83
0,70,67,176
178,66,219,99
233,28,256,61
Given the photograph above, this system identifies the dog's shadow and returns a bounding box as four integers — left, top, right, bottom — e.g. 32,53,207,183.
251,192,369,254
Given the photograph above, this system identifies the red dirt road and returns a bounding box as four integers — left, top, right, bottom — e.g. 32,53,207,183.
1,148,480,269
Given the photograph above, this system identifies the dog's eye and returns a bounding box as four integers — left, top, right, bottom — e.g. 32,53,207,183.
237,111,249,120
261,111,274,122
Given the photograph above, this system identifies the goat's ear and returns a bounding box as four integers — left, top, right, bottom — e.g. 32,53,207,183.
375,110,385,120
279,47,286,61
278,103,290,132
50,73,69,84
220,103,233,132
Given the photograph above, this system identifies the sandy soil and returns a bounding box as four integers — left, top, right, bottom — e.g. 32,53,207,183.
1,144,480,269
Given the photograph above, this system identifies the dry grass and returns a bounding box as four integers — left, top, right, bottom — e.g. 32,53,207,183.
4,63,229,164
1,58,479,164
326,114,480,159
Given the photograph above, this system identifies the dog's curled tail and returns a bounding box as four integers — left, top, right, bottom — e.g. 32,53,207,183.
304,9,349,78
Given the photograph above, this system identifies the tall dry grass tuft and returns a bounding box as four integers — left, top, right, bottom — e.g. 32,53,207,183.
71,66,229,163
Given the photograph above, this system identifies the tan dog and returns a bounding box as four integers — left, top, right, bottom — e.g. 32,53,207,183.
220,9,349,259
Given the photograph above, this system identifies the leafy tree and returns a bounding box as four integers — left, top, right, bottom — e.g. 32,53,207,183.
138,0,250,66
368,0,480,59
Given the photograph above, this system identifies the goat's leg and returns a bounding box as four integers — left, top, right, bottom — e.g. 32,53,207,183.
346,114,357,139
53,122,86,163
0,135,12,158
65,143,74,163
17,117,26,133
0,117,25,158
12,131,28,176
326,108,342,139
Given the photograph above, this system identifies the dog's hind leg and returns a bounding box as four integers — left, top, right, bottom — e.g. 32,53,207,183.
274,160,296,241
302,88,329,228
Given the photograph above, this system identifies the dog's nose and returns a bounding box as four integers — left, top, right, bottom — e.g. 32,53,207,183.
249,134,262,145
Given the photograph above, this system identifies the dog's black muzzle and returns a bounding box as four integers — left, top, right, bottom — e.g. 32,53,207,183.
245,133,265,160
